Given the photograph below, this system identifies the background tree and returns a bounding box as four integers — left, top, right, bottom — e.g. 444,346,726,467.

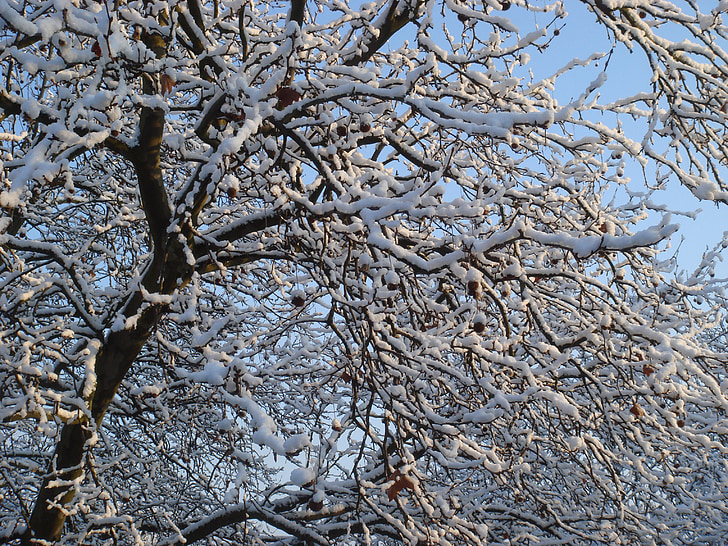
2,0,728,544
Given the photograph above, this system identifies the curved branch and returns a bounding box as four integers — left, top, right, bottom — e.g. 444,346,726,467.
344,0,420,66
166,500,343,546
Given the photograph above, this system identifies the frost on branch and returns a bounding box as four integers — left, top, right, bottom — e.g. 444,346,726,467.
2,0,728,545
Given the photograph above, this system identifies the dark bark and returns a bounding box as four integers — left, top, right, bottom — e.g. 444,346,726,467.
23,424,88,543
289,0,305,26
21,284,169,544
179,0,206,55
7,2,412,541
344,0,418,66
132,106,172,263
89,303,167,422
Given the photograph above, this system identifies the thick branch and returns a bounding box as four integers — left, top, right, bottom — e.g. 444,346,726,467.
193,207,291,258
178,0,207,55
164,451,422,545
132,106,172,262
289,0,305,26
0,90,53,125
344,0,418,66
168,501,343,546
0,89,131,157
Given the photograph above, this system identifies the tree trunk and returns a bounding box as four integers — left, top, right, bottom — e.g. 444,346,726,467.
22,99,172,543
22,301,166,544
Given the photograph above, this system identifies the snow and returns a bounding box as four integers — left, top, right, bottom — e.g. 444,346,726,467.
538,391,579,418
0,1,38,36
129,385,163,397
384,270,399,285
36,17,61,42
0,190,19,208
283,433,311,455
290,466,316,487
82,340,101,399
4,1,728,544
224,393,285,454
501,263,522,279
182,359,228,386
521,217,679,259
565,436,584,451
463,408,500,424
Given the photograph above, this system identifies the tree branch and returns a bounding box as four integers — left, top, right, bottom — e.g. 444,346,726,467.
289,0,305,26
132,105,172,262
165,500,347,546
178,0,207,55
344,0,419,66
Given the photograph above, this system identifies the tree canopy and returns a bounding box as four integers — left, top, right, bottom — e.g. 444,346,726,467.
2,0,728,544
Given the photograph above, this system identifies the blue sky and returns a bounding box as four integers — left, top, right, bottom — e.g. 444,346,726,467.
337,1,727,276
514,2,728,277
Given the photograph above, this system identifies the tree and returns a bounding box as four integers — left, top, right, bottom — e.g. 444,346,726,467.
2,0,728,543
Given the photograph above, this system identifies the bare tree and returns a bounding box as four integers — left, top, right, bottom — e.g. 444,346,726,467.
2,0,728,544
